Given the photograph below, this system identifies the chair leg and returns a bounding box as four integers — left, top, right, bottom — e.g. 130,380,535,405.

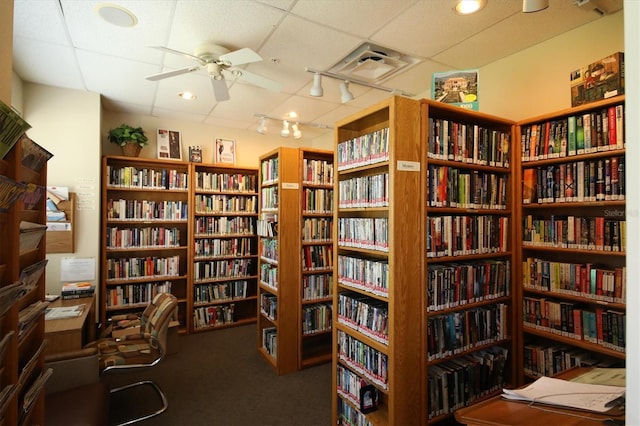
110,380,169,426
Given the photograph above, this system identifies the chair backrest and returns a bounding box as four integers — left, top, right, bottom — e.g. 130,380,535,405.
139,292,178,353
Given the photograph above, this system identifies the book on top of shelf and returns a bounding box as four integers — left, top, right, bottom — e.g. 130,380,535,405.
0,100,31,160
0,174,28,213
20,135,53,172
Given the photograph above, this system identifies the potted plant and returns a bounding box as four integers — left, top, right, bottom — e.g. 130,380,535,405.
107,124,149,157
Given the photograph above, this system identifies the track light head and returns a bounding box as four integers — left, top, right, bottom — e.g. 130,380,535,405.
292,123,302,139
340,81,354,103
257,117,268,134
280,120,290,138
310,73,324,97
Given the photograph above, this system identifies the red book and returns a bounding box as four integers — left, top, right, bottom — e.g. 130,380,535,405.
595,307,605,344
608,106,617,148
595,217,605,251
573,308,583,339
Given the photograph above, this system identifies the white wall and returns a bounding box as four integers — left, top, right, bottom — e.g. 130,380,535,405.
22,84,102,297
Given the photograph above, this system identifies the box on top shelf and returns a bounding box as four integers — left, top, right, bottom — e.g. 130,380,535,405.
570,52,624,107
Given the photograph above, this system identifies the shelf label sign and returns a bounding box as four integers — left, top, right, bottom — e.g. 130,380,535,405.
397,160,420,172
282,182,299,189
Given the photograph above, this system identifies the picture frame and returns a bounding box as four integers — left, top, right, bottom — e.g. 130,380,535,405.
215,138,236,165
157,129,182,161
432,69,479,111
359,383,378,414
189,146,203,163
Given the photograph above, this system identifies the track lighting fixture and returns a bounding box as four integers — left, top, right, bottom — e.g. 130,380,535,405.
310,73,324,97
280,120,290,138
257,117,268,134
340,81,355,103
305,68,414,100
253,114,332,139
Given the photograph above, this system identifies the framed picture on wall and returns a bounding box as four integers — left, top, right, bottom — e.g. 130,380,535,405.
157,129,182,160
215,138,236,165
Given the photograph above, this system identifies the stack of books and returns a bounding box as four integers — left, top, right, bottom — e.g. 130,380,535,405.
61,281,96,300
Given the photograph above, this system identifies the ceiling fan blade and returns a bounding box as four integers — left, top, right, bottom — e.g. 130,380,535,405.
211,77,230,102
146,66,202,81
235,68,282,92
218,47,262,67
147,45,204,63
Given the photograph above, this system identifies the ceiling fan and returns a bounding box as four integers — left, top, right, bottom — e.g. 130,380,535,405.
145,44,282,102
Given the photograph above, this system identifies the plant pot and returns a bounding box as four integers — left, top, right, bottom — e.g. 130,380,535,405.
121,144,142,157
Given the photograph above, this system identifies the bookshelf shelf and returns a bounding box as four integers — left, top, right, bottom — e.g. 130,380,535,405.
517,95,626,381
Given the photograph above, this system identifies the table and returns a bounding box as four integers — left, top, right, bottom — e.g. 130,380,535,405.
455,368,625,426
44,294,96,355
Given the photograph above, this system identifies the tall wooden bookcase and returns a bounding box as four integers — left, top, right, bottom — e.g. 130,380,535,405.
422,99,517,423
100,156,190,333
298,148,334,369
256,147,300,375
190,163,259,332
333,96,423,425
516,95,626,383
0,134,50,426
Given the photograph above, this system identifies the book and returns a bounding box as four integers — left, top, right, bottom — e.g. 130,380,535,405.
189,145,202,163
21,183,45,210
0,175,28,213
20,134,53,171
0,100,31,160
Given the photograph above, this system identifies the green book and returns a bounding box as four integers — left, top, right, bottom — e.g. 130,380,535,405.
567,115,576,156
576,115,585,154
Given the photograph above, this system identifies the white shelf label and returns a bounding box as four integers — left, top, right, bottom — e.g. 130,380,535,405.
282,182,299,189
397,160,420,172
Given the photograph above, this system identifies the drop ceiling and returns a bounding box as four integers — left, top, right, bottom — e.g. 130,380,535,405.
12,0,623,139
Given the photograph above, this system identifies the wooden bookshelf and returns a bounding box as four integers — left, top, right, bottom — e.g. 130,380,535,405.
100,155,191,333
0,132,50,426
190,162,259,332
256,147,301,375
333,96,423,425
516,95,626,383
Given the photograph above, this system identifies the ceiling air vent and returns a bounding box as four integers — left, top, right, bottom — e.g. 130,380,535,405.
328,43,421,83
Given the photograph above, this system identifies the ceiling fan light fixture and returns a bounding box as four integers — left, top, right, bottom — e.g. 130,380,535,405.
178,91,196,100
310,73,324,97
454,0,487,15
281,120,290,138
257,117,268,134
95,3,138,27
340,81,355,103
292,123,302,139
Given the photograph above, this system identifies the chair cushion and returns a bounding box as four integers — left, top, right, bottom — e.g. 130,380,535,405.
87,337,161,370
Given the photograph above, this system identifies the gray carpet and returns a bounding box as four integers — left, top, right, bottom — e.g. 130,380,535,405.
104,324,331,426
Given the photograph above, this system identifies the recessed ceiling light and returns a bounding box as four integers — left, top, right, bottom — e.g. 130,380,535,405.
454,0,487,15
178,92,196,100
287,112,298,119
95,3,138,27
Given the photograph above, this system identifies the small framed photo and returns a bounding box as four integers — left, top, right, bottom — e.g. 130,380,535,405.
189,146,203,163
157,129,182,160
359,383,378,414
215,138,236,165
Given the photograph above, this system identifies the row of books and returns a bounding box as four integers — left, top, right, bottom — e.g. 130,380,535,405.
337,292,388,345
427,166,508,209
522,215,625,252
106,226,182,249
427,118,511,168
336,365,376,416
302,302,332,335
105,255,181,280
337,330,388,390
302,158,334,185
260,264,278,290
338,172,389,209
262,326,277,358
194,194,257,214
194,216,255,236
61,281,95,300
523,297,625,352
193,303,236,329
105,282,172,308
337,398,373,426
260,186,278,210
194,236,253,258
194,171,257,193
337,127,390,171
427,215,509,258
193,280,249,304
302,273,332,301
260,157,279,183
337,217,389,252
522,156,625,204
523,257,625,304
427,303,508,361
523,341,619,378
521,104,624,162
260,293,277,320
106,199,188,221
427,347,508,419
193,258,254,281
256,216,277,237
259,238,278,261
302,217,332,242
106,166,188,190
427,260,511,312
302,188,333,213
337,255,389,298
302,244,333,271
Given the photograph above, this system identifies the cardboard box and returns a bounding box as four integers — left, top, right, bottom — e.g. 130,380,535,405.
570,52,624,107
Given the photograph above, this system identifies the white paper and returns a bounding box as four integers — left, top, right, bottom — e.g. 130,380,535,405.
45,304,85,320
502,376,624,413
60,258,96,281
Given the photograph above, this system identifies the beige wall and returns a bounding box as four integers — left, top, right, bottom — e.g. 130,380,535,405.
0,0,13,104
